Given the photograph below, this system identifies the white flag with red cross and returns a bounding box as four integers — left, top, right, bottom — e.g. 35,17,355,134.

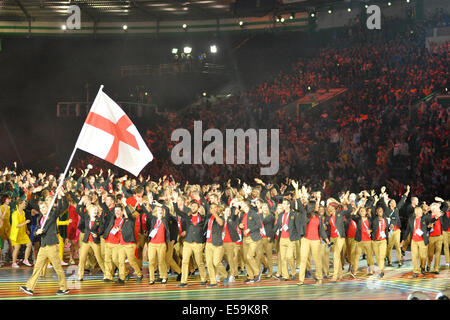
75,86,153,176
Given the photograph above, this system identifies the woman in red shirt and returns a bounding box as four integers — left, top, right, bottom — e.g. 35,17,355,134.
67,198,79,264
297,194,329,285
351,206,375,277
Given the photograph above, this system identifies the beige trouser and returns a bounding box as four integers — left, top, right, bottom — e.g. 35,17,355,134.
320,241,330,276
223,242,238,277
136,233,147,268
411,240,427,274
78,241,105,279
205,242,227,284
346,238,357,270
298,238,322,283
148,242,167,281
295,239,301,267
427,235,443,272
402,234,411,251
330,237,346,280
104,242,120,280
236,243,245,270
353,240,374,273
259,237,273,275
181,242,207,283
119,243,142,280
372,240,387,272
26,244,67,291
279,237,296,279
166,240,181,274
100,237,106,261
387,229,402,264
443,231,450,264
242,236,260,279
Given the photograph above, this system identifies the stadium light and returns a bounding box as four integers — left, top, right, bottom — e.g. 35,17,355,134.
280,17,285,23
290,13,295,20
328,9,332,14
406,0,410,2
239,21,244,26
365,4,369,9
182,24,188,29
203,92,207,97
61,24,67,31
122,25,128,30
210,45,217,54
310,12,315,18
347,8,352,12
172,48,178,54
388,2,392,6
183,46,192,54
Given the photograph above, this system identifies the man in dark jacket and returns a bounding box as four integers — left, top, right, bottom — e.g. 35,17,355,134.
20,188,69,296
238,199,263,283
204,203,228,287
402,206,438,277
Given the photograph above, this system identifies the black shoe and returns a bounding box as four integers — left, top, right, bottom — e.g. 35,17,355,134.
226,265,230,272
177,282,187,287
398,262,403,267
155,278,163,283
176,274,182,281
379,272,384,278
431,271,439,275
401,249,406,257
426,266,430,272
262,267,268,274
200,281,207,286
413,273,419,278
305,271,312,279
362,254,366,260
115,279,125,285
19,286,33,296
125,274,130,281
421,268,426,275
291,275,296,281
208,283,218,288
149,281,155,285
56,289,69,295
136,276,143,283
280,277,288,281
103,278,113,282
245,279,254,284
161,278,167,284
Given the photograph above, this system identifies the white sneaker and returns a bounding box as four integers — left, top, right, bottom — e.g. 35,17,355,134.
125,259,129,263
61,261,68,266
216,275,221,283
228,275,235,283
23,260,33,267
47,264,53,269
12,263,19,268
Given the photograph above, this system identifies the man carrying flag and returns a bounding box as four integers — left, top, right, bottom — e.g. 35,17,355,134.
19,85,153,295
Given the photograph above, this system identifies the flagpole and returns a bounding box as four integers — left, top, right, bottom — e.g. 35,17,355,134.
40,84,104,229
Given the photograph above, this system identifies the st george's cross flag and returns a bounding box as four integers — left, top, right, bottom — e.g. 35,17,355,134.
75,86,153,176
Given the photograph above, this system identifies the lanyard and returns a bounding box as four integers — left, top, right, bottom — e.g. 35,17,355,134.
362,218,369,235
330,215,340,237
222,219,228,240
282,212,289,228
207,216,214,238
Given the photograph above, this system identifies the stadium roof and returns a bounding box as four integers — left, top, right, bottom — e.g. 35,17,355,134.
0,0,346,22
